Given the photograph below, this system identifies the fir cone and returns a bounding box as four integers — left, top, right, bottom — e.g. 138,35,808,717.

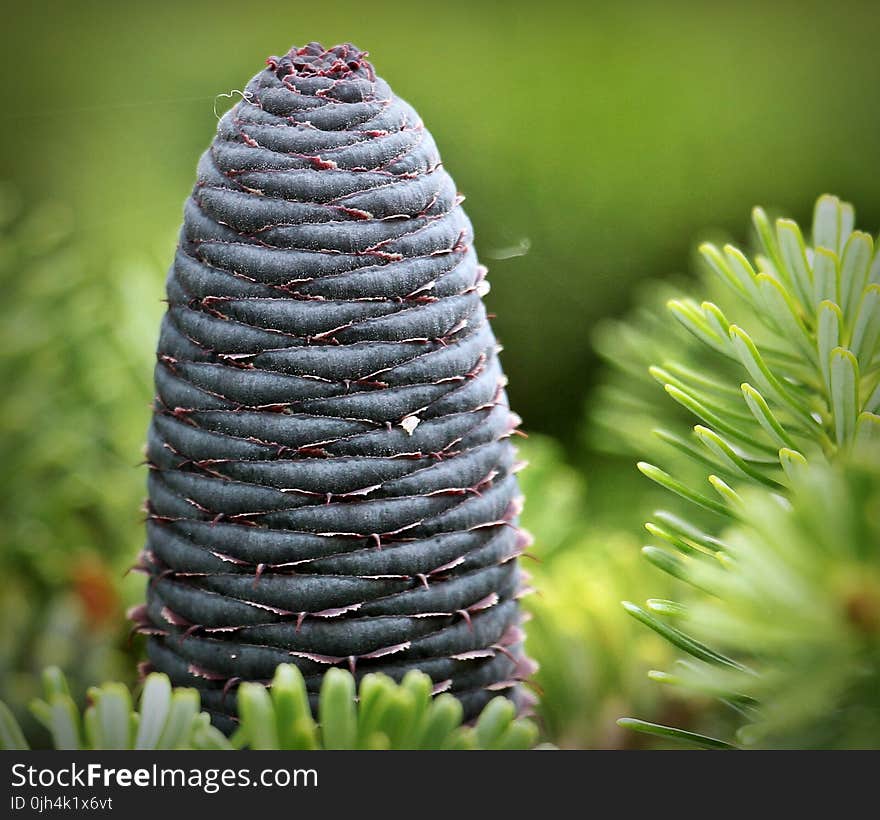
132,42,534,731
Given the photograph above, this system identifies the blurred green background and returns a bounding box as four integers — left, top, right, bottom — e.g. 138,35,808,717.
1,0,878,747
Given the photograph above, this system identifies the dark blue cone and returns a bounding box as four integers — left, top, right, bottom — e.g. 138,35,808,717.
132,43,534,730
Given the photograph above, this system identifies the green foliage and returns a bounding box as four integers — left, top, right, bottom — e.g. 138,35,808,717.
0,189,157,590
611,195,880,748
0,666,537,751
525,539,676,748
625,464,880,749
516,436,678,748
0,187,160,713
603,195,878,511
233,666,538,751
3,667,226,750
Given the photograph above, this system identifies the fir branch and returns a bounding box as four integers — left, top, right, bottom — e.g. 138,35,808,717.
609,195,880,748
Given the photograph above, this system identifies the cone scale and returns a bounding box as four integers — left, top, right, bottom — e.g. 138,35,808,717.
133,43,533,730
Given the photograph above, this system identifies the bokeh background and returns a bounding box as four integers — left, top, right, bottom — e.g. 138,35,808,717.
1,0,878,747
